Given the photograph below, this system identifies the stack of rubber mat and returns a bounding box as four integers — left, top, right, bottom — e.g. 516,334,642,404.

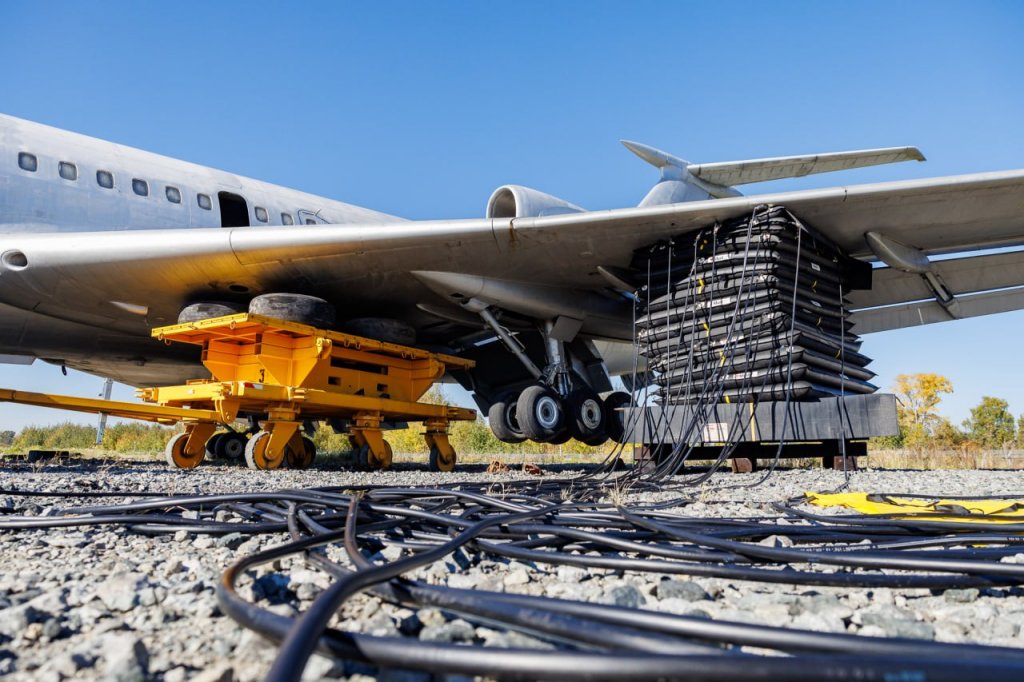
632,206,877,404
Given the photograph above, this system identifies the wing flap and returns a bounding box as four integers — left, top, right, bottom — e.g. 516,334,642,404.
851,286,1024,334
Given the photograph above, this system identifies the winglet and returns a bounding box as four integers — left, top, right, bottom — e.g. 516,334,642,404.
621,140,691,171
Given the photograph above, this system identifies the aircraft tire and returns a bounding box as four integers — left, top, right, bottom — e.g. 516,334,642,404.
205,433,225,460
488,392,526,444
177,301,245,324
248,293,336,329
517,384,565,443
603,391,632,444
342,318,417,346
217,432,247,460
567,387,606,442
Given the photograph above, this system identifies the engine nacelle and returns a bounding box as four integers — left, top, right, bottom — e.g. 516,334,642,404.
486,185,585,219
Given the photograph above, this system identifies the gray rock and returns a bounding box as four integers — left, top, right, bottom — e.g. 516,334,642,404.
656,579,708,602
602,584,646,608
944,588,980,604
96,572,148,612
98,633,149,682
0,603,46,637
860,613,936,640
419,619,475,643
215,532,246,550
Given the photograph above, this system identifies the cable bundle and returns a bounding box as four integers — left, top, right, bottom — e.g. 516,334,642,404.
634,206,876,405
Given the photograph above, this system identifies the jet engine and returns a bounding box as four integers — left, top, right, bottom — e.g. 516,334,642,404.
486,185,584,218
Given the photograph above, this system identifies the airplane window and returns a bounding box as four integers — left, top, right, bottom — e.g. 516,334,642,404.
255,206,268,223
305,218,316,225
281,213,294,225
58,161,78,181
96,170,114,188
18,153,37,172
132,179,149,196
197,193,212,210
166,186,182,204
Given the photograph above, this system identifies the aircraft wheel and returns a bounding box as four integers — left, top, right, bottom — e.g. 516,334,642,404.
244,430,285,470
249,293,336,329
165,432,204,469
204,433,225,460
217,432,247,460
487,391,526,443
567,387,606,443
286,436,317,470
517,384,565,443
603,391,632,444
177,301,245,324
548,428,572,445
428,445,456,472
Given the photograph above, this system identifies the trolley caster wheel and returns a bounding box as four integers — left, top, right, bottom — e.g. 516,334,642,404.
517,385,565,443
248,293,336,329
285,436,317,470
488,391,526,444
217,432,247,460
244,430,285,470
356,441,392,471
428,445,456,473
567,388,607,445
165,432,204,469
603,391,632,444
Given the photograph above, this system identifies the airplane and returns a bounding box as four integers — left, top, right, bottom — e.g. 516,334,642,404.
1,112,1023,448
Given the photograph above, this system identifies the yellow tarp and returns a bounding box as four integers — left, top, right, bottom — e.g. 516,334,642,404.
806,492,1024,524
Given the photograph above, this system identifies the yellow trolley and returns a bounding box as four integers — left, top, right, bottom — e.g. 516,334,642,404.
0,314,476,472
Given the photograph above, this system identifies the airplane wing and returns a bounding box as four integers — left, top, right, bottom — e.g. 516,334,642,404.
3,169,1024,345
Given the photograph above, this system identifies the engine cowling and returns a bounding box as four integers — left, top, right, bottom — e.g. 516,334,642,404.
486,185,585,219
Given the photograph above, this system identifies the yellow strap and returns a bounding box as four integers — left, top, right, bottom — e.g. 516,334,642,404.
806,492,1024,524
724,395,731,404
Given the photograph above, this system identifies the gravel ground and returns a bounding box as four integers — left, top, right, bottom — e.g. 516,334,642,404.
2,458,1024,681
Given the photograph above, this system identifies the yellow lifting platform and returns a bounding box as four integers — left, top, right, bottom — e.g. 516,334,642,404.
0,313,476,472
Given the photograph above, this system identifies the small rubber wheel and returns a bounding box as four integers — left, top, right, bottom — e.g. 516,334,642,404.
244,430,285,470
356,441,392,471
342,318,417,346
603,391,632,444
165,432,203,469
567,387,606,443
285,436,317,470
205,433,225,460
517,384,565,442
488,391,526,444
217,432,247,460
428,445,456,472
248,293,336,329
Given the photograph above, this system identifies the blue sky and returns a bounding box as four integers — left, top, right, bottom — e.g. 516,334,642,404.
1,1,1023,431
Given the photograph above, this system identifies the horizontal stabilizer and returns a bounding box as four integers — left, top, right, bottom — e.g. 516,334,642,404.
851,286,1024,334
687,146,925,187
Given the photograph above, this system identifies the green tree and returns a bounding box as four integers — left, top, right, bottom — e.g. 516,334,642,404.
892,373,954,448
963,396,1015,448
0,430,14,447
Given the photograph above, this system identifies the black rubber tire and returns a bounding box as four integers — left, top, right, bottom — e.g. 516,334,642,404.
285,436,317,469
248,293,336,329
516,384,565,443
205,433,225,460
487,391,526,444
217,432,247,460
548,427,572,445
603,391,632,444
567,387,606,442
177,301,245,324
342,318,417,346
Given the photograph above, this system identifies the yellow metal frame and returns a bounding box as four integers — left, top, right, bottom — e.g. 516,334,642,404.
0,314,476,471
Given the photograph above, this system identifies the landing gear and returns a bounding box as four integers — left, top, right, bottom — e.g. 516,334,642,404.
517,384,566,442
488,391,526,443
567,387,607,445
248,293,336,329
603,391,632,444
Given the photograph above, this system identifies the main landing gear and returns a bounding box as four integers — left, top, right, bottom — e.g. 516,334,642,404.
475,309,630,446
